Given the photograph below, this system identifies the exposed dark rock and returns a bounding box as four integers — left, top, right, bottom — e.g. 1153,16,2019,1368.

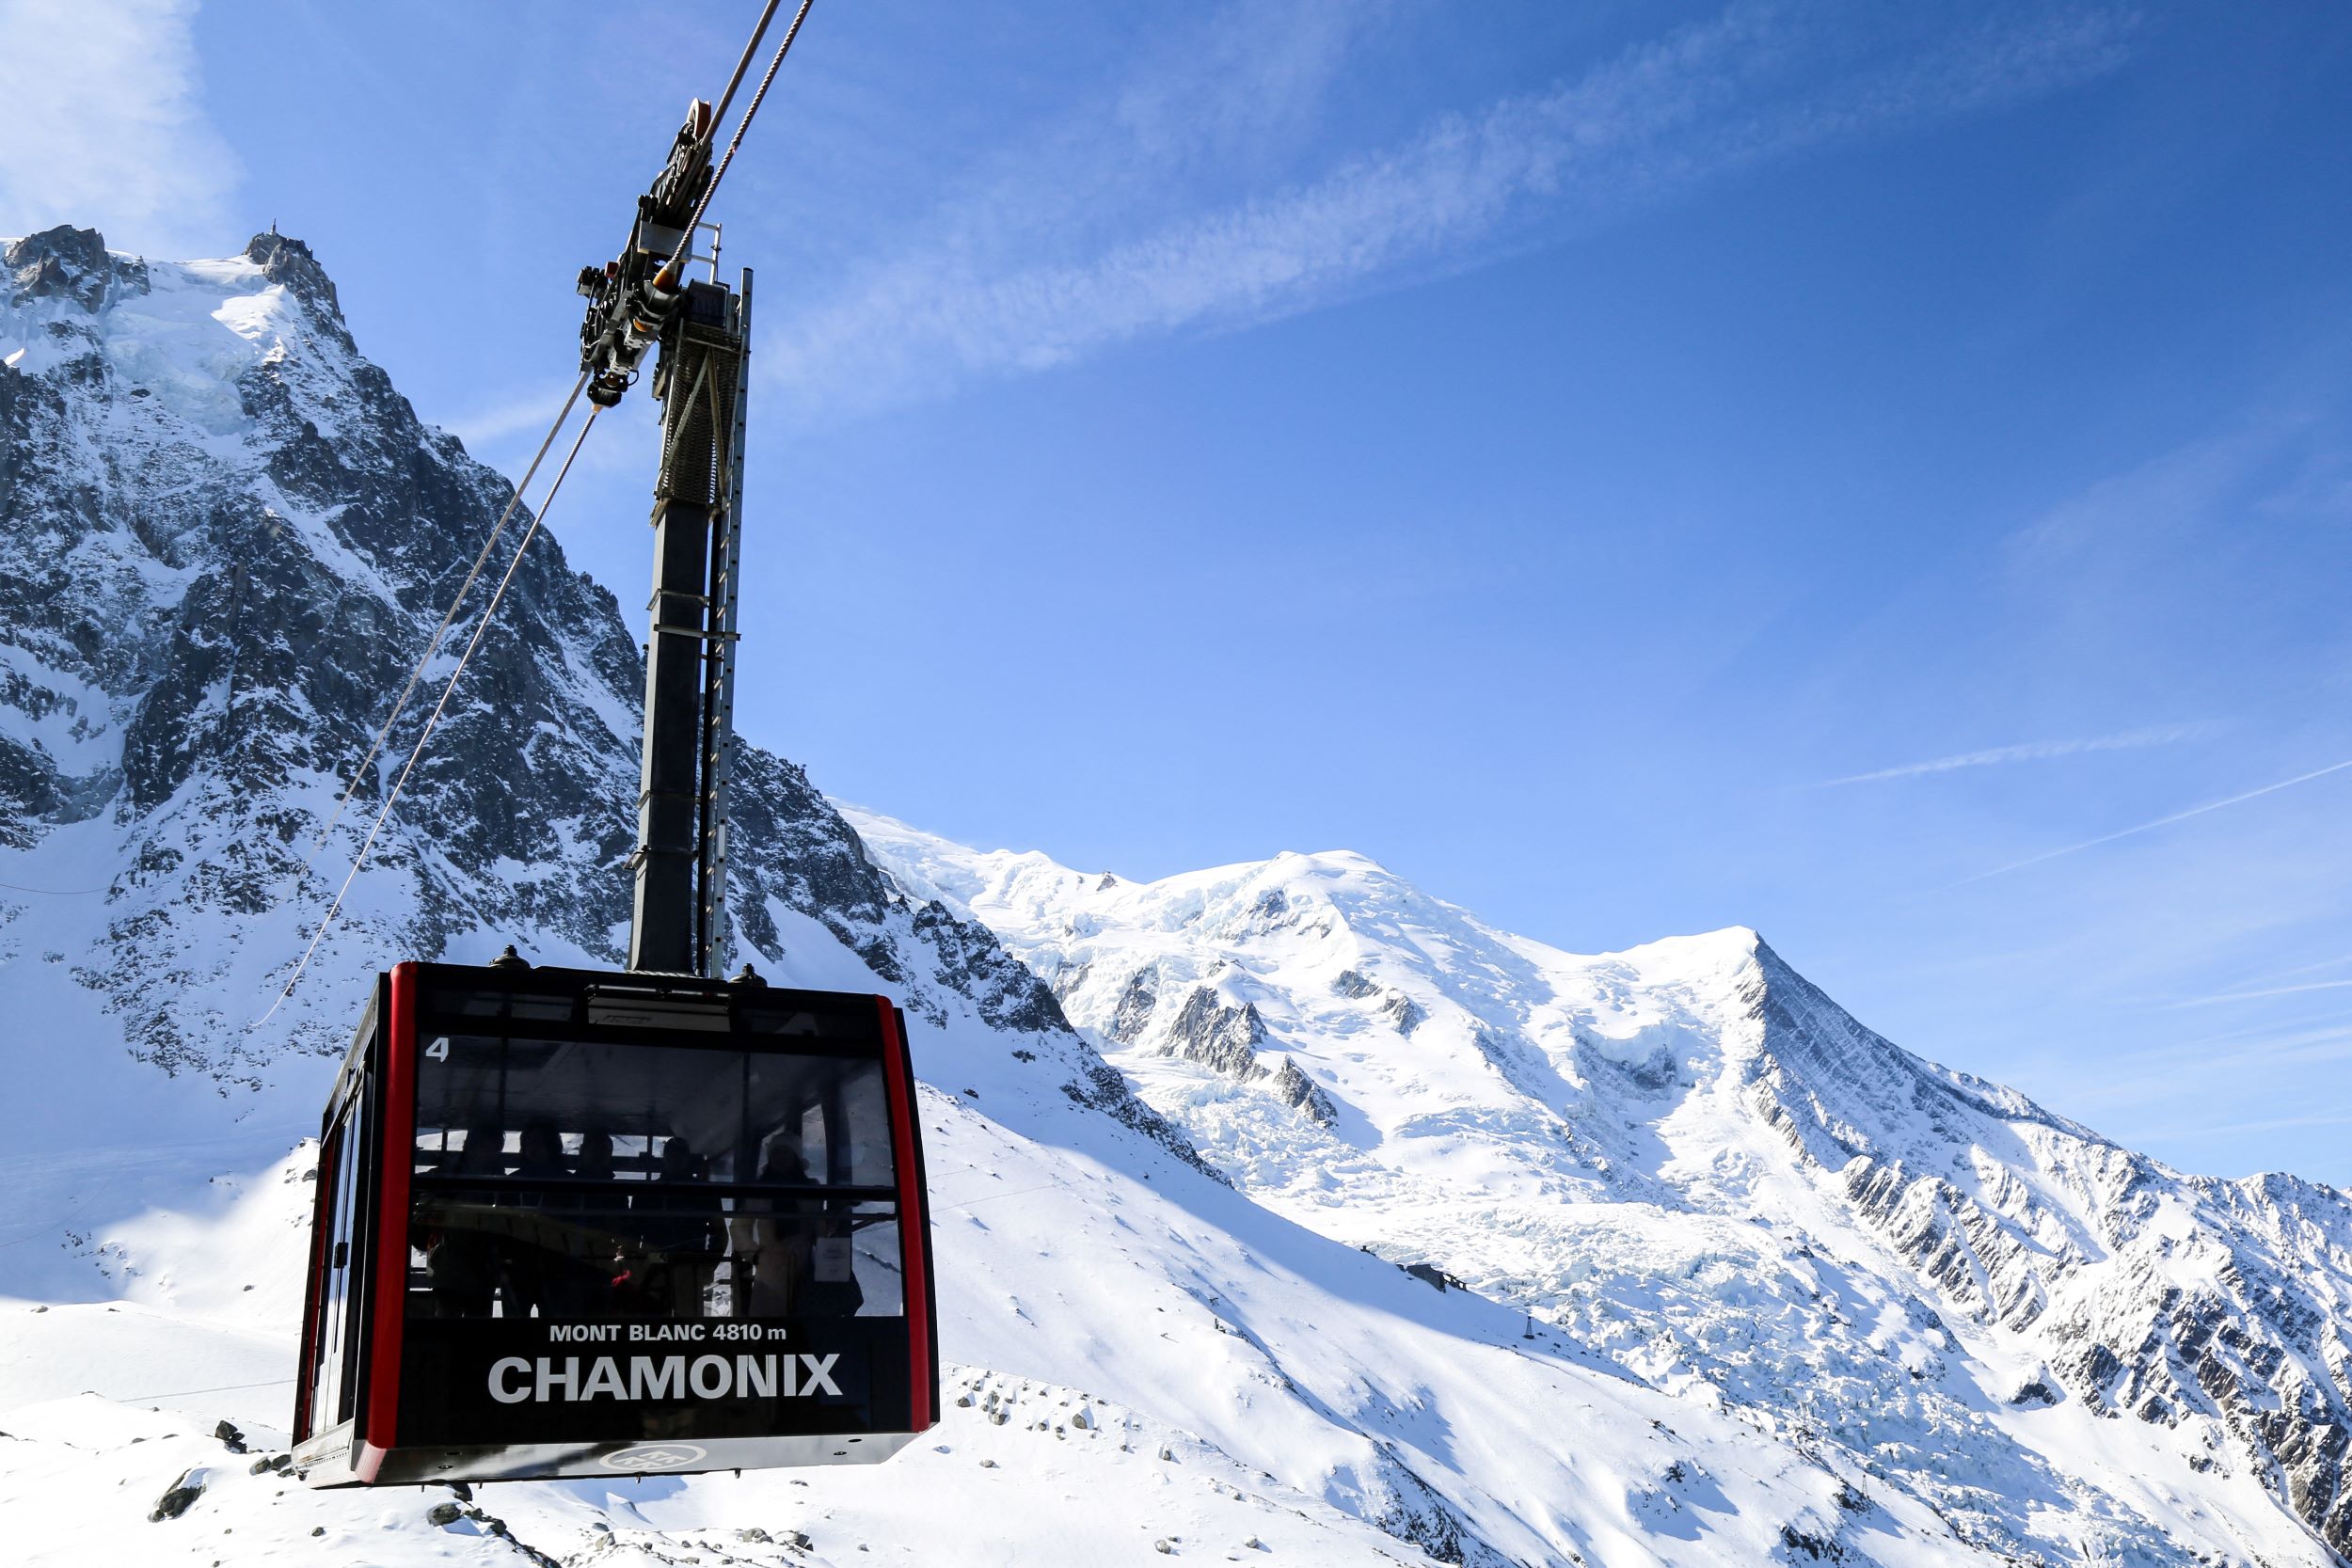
1364,1445,1502,1567
1162,988,1267,1079
1268,1056,1337,1126
1060,1059,1228,1185
1109,965,1160,1043
243,232,346,340
147,1469,202,1521
1380,991,1425,1035
6,226,146,312
1777,1522,1844,1561
1152,988,1334,1130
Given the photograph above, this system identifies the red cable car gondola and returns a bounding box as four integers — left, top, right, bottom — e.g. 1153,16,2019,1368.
291,960,937,1484
291,35,941,1486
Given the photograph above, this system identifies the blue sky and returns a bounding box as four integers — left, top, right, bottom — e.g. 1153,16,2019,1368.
5,1,2350,1184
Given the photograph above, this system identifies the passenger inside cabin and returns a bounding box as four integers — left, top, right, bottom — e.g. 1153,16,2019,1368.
513,1121,565,1183
423,1123,504,1318
503,1119,570,1318
628,1134,721,1320
557,1128,619,1317
732,1133,818,1318
573,1129,615,1183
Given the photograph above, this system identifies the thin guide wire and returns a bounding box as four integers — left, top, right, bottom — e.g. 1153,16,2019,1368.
259,407,603,1025
290,372,590,891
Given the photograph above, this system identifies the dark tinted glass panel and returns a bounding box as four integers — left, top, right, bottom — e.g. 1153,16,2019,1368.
407,1035,898,1323
422,986,574,1022
736,1004,880,1040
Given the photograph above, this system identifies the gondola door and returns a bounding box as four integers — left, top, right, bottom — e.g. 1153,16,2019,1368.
293,974,389,1465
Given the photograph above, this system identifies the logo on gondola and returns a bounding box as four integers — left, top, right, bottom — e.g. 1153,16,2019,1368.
599,1443,708,1472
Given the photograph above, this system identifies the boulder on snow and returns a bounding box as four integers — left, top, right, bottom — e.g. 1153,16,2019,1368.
147,1469,203,1521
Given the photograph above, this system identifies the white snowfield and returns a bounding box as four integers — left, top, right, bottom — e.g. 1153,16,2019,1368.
4,230,2350,1565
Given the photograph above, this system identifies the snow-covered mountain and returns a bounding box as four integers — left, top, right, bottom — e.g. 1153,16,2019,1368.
0,224,2345,1566
842,817,2352,1566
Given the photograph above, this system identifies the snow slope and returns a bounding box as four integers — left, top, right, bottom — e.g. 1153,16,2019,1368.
1,1065,1994,1568
1,225,2345,1565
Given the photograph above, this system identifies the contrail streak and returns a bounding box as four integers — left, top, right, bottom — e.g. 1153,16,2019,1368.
1962,758,2352,883
1811,724,2201,787
2169,978,2352,1008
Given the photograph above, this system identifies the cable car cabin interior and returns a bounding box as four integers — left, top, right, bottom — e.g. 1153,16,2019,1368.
292,961,937,1486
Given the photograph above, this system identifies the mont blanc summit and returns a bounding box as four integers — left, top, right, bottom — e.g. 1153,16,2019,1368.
4,229,2350,1564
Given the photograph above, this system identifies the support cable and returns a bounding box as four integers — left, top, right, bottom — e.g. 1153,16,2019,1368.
708,0,787,130
664,0,818,281
257,406,603,1025
288,371,589,891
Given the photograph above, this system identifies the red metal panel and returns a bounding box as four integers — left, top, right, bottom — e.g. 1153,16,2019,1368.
874,996,933,1429
357,962,420,1479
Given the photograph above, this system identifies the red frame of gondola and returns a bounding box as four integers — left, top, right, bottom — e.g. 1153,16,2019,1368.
292,960,939,1484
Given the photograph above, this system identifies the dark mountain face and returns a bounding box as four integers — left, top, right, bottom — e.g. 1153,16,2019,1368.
0,224,1203,1173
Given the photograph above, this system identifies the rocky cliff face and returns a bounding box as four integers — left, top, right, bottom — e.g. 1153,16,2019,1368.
848,814,2352,1565
0,224,1201,1171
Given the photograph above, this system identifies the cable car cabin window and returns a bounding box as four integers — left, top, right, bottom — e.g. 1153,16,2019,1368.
408,1036,898,1323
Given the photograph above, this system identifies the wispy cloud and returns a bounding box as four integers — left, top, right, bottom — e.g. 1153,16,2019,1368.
2127,1109,2352,1146
1813,723,2203,787
2167,977,2352,1008
440,385,582,452
0,0,238,256
768,2,2136,414
1963,757,2352,884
